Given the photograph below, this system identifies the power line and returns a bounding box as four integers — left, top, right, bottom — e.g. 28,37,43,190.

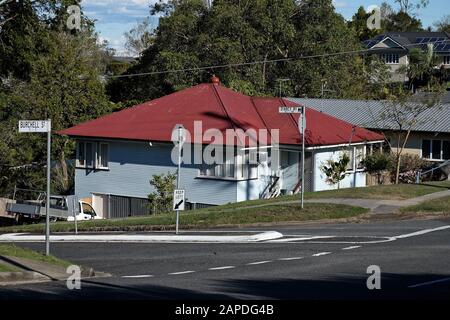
106,38,450,80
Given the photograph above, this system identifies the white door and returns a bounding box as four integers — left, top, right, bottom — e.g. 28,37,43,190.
92,193,109,219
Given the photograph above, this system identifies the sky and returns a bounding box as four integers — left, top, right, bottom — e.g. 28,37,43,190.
81,0,450,56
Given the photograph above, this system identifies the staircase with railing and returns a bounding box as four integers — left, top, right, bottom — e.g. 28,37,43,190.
261,176,281,199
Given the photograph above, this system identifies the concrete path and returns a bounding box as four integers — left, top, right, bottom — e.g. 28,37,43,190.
221,189,450,214
307,189,450,214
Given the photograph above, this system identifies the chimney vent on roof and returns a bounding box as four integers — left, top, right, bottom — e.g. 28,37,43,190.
210,74,220,85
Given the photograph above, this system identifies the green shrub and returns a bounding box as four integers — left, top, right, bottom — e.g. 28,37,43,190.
148,172,176,214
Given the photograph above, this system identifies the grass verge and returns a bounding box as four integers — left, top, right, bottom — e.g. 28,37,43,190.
0,244,71,268
0,263,18,272
202,181,450,211
400,196,450,215
0,203,368,233
304,181,450,200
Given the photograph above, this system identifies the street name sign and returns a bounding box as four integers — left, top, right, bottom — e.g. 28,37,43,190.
19,120,51,133
173,189,186,211
279,106,302,114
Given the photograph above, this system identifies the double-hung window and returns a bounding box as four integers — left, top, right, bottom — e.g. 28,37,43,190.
76,141,109,169
198,149,258,180
97,143,109,169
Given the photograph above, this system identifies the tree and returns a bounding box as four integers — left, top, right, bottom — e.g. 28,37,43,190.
107,0,371,104
124,18,156,57
383,10,423,32
320,153,350,189
378,89,443,184
394,0,429,15
399,46,442,91
348,6,381,42
0,1,114,196
434,15,450,33
148,172,176,214
362,152,392,184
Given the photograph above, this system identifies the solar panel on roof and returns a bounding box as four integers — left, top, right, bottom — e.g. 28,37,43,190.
430,37,437,42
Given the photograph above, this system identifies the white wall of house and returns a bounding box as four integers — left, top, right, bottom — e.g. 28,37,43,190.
313,146,367,191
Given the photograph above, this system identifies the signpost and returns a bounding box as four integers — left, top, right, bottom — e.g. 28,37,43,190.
173,190,186,211
18,120,52,255
172,124,186,234
279,106,306,209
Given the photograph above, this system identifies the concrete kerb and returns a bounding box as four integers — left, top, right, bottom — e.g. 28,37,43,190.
0,271,50,286
0,231,284,243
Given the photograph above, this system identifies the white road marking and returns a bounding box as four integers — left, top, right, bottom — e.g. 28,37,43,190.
394,225,450,240
169,271,195,275
208,266,235,271
342,246,361,250
312,252,332,257
247,261,272,265
0,231,283,243
408,277,450,289
278,257,304,261
121,275,153,279
269,236,334,243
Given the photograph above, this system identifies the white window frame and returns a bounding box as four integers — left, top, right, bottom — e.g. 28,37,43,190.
76,141,109,170
76,141,94,169
96,143,109,170
355,145,366,171
422,139,448,161
76,141,86,168
444,56,450,65
197,150,258,181
380,53,400,64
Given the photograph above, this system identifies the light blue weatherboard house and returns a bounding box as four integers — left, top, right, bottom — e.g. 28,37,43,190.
60,77,384,218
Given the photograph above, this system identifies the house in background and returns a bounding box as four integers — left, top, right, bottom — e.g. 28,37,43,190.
288,97,450,163
59,77,384,218
364,32,450,82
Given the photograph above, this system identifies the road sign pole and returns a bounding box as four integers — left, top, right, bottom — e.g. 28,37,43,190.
45,119,51,256
301,107,305,209
73,196,78,235
176,127,182,235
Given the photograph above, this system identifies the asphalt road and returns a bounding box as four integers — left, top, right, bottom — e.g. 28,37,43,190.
1,217,450,300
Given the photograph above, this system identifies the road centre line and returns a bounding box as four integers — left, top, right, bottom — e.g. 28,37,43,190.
278,257,304,261
208,266,235,270
408,277,450,288
121,275,153,279
169,271,196,275
246,261,272,265
342,246,361,250
312,252,332,257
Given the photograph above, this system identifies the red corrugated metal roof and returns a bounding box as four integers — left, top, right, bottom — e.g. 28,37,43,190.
59,82,384,146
